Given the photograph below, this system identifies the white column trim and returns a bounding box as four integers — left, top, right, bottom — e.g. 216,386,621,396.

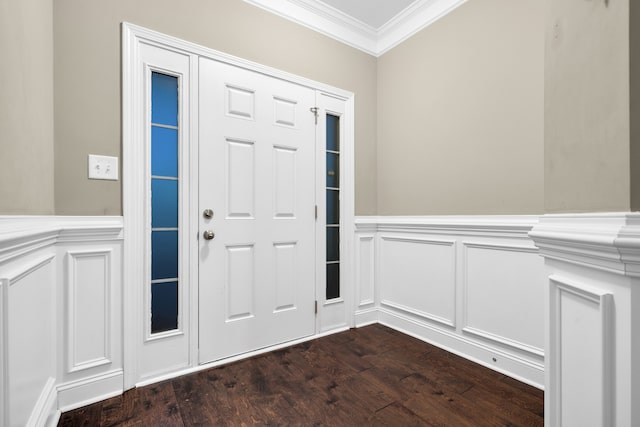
530,212,640,426
530,212,640,275
548,275,614,427
0,278,7,427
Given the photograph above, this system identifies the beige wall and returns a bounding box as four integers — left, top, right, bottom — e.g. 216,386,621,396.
545,0,631,213
376,0,544,215
10,0,637,216
631,1,640,212
53,0,378,215
0,0,55,215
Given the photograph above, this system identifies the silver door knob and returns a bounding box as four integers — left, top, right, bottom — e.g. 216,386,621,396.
203,209,214,219
203,230,215,240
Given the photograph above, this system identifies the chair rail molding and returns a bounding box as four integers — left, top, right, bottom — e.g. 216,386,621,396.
0,216,124,427
529,212,640,427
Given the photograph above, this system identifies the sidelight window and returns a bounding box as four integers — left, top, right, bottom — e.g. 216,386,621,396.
150,72,180,334
326,114,340,300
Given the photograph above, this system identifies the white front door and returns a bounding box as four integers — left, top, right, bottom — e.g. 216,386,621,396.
198,58,317,363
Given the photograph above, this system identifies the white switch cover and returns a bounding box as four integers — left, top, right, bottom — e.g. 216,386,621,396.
88,155,119,180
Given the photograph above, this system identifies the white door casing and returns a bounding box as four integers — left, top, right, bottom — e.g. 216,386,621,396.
123,23,354,388
198,58,317,363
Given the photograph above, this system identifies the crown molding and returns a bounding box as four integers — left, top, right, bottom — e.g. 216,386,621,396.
377,0,467,55
243,0,467,57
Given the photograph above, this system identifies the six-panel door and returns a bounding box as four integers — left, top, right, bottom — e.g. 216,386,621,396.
198,58,317,363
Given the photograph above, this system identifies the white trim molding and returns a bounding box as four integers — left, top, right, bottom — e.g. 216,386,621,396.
57,370,124,412
243,0,468,56
529,212,640,427
355,215,545,389
356,214,539,237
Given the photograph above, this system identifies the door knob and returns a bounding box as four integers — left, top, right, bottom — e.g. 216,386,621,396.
203,230,215,240
203,209,214,219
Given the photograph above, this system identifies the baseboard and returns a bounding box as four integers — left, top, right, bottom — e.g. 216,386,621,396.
57,370,124,412
354,307,378,327
26,377,57,427
377,308,544,389
46,410,61,427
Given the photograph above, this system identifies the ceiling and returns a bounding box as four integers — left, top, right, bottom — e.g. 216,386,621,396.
319,0,419,29
243,0,467,57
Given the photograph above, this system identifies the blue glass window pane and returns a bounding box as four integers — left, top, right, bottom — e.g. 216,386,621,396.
151,281,178,333
152,73,178,127
152,231,178,280
326,189,340,225
326,114,339,152
326,263,340,300
327,227,339,262
152,179,178,228
326,152,339,188
151,126,178,177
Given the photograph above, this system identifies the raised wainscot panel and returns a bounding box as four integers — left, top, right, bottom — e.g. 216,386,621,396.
66,250,113,373
549,275,613,427
379,236,456,327
356,234,375,308
462,243,544,357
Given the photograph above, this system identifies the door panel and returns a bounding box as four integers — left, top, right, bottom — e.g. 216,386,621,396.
198,58,316,363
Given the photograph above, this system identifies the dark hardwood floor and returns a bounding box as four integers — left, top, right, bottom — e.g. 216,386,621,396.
59,324,544,426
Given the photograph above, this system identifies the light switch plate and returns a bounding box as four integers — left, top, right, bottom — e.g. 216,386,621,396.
88,155,119,180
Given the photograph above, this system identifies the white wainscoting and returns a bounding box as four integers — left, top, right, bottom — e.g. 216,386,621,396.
66,249,113,374
379,235,457,327
8,212,640,426
355,216,545,388
0,216,123,426
530,213,640,427
354,229,376,325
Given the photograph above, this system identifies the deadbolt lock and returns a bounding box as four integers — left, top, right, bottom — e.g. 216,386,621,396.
203,209,214,219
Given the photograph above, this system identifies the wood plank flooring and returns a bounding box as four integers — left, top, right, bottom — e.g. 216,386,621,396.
58,324,543,426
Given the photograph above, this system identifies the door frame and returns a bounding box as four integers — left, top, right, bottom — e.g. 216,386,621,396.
122,22,355,389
